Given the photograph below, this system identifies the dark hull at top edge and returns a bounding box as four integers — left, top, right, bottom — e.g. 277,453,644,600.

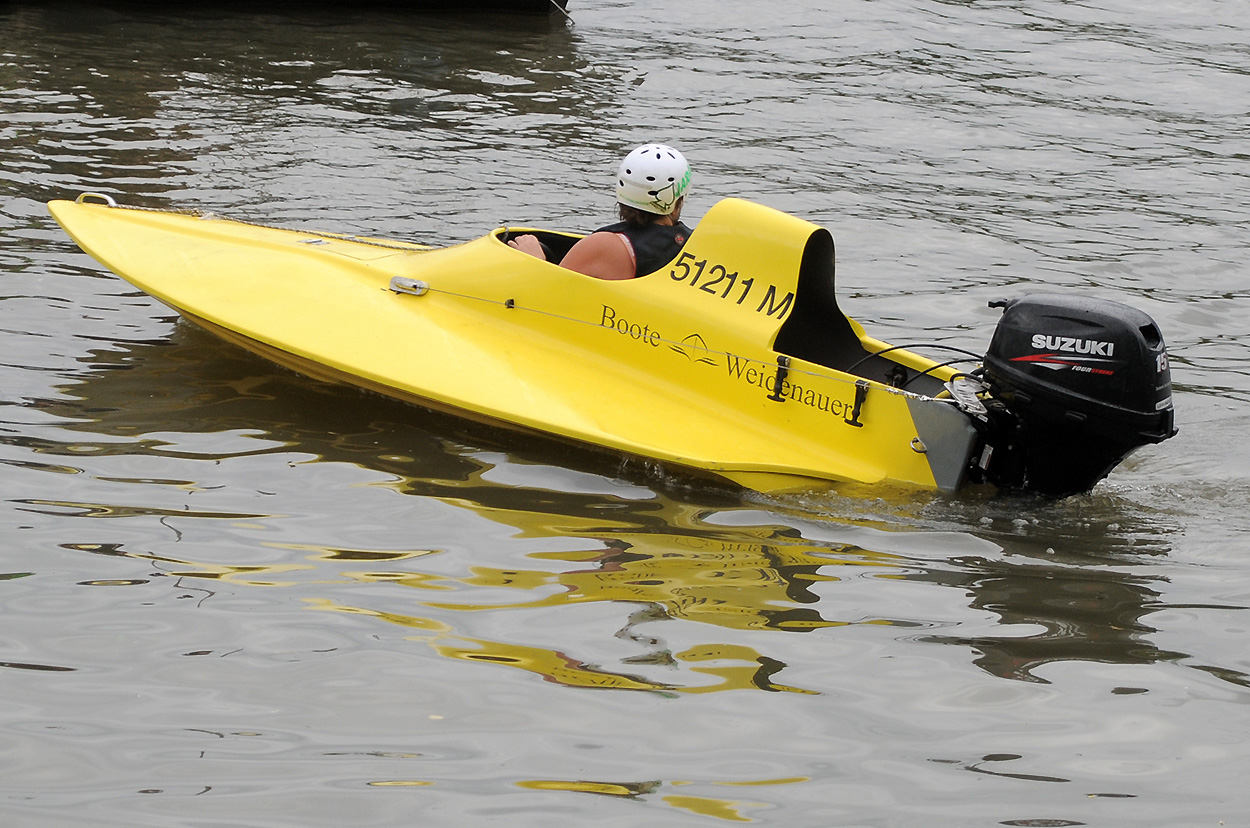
0,0,569,13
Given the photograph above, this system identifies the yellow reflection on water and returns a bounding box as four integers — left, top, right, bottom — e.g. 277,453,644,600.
307,597,671,691
426,533,893,634
88,498,914,691
269,490,912,693
67,477,919,692
516,779,661,797
270,543,442,564
339,570,455,590
677,644,817,695
141,554,316,587
306,598,451,634
663,794,760,822
308,595,823,693
431,636,672,692
516,776,809,821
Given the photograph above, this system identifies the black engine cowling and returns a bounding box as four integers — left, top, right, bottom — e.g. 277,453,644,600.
977,294,1177,496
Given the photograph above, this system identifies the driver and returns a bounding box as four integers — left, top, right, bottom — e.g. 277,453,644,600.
509,144,693,280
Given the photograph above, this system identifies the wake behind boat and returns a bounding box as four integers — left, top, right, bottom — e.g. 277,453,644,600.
48,193,1176,496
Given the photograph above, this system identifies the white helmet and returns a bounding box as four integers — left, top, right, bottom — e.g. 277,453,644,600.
616,144,691,215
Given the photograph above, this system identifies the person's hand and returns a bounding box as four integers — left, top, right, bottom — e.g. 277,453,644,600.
507,234,546,260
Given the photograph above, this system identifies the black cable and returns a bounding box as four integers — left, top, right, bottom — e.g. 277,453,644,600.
898,357,984,389
844,342,985,375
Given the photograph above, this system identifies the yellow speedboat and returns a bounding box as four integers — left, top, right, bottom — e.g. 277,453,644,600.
48,193,1176,496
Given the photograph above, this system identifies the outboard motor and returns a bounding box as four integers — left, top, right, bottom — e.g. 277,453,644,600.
976,294,1177,496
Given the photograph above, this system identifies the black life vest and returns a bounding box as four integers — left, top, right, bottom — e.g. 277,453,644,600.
595,220,693,278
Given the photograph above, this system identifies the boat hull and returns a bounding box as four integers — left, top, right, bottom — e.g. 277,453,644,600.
10,1,569,12
49,196,977,494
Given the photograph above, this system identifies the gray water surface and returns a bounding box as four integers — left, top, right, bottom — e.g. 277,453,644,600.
3,1,1249,826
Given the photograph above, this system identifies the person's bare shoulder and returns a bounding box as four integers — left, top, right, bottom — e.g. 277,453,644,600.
560,232,635,281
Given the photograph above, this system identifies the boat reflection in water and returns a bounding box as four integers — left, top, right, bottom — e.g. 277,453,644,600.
28,323,1213,699
304,523,909,695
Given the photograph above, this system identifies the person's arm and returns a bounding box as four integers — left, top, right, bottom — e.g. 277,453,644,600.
508,230,635,281
507,234,547,259
558,232,635,281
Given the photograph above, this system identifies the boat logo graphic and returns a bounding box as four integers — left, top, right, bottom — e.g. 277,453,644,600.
670,333,717,366
1030,334,1115,356
1017,334,1120,374
1011,353,1118,375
